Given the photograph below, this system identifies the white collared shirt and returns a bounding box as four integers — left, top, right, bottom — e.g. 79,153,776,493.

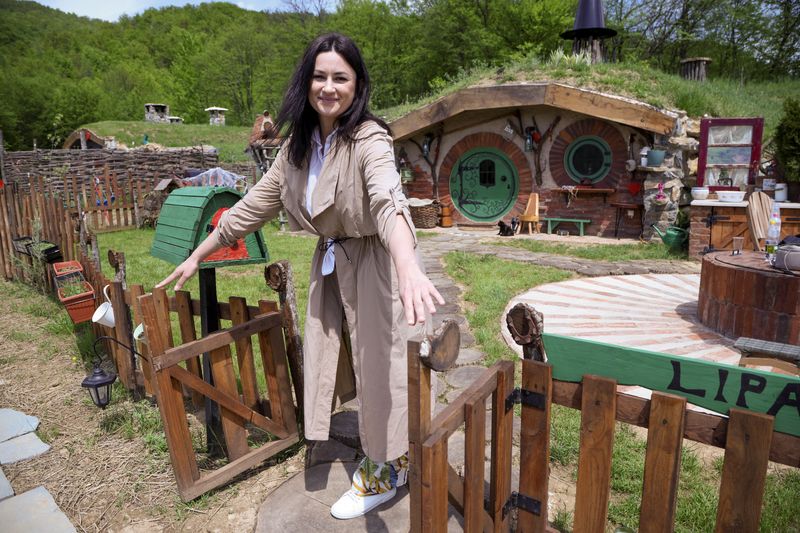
307,128,338,275
306,128,336,216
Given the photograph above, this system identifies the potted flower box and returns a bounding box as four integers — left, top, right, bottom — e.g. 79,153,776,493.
12,236,34,255
26,240,62,263
52,260,83,278
57,279,95,324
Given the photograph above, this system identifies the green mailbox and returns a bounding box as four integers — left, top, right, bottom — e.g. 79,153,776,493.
151,186,268,268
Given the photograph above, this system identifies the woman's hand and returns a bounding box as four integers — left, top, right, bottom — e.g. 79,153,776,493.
397,263,445,325
156,257,200,291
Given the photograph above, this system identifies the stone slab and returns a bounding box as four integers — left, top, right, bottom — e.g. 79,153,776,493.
0,468,13,501
306,438,360,469
444,365,489,390
255,461,464,532
0,486,75,532
0,409,39,443
328,412,361,451
0,432,50,465
455,348,484,366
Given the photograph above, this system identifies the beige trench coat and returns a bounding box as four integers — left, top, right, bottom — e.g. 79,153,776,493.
213,121,423,462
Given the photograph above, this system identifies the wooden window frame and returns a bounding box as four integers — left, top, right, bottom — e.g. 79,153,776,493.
698,117,764,190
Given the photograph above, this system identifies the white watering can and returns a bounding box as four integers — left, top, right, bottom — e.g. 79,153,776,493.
133,322,146,344
91,285,115,328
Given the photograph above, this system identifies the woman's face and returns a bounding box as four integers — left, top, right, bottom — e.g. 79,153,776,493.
308,51,356,131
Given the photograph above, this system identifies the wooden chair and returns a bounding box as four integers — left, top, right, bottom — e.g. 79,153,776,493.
747,191,773,251
518,193,540,234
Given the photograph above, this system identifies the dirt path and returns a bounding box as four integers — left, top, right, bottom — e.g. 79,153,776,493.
0,280,302,532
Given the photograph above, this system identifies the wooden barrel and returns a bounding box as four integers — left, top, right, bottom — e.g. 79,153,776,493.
440,205,452,217
439,216,453,228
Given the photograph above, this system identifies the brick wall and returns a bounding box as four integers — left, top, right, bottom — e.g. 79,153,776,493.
689,205,711,259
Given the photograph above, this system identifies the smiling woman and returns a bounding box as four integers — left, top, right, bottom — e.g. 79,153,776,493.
154,32,443,521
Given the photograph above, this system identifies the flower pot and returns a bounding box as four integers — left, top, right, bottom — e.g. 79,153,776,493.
652,195,669,206
647,149,667,167
52,261,83,278
57,281,95,324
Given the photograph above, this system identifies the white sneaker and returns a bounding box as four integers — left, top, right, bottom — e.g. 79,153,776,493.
330,486,397,519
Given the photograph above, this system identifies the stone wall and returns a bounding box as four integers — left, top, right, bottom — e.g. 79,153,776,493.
640,115,700,241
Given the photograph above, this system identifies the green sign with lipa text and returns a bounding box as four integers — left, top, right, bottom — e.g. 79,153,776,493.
542,333,800,438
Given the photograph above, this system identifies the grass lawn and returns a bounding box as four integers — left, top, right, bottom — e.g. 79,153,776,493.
84,121,253,164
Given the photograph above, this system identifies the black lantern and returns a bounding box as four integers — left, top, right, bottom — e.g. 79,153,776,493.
422,133,434,157
81,336,118,409
81,364,117,409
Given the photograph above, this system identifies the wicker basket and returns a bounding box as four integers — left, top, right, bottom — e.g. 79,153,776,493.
409,200,438,229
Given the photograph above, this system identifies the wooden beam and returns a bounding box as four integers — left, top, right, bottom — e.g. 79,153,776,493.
170,365,289,439
389,83,677,140
152,312,282,371
544,84,676,135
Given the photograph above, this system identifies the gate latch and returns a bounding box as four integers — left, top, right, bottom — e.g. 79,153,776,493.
505,387,545,413
502,491,541,519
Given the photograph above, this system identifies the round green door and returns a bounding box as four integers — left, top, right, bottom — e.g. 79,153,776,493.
449,148,519,222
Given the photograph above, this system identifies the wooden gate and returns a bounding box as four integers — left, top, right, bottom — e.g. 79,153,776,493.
409,311,800,532
139,287,299,501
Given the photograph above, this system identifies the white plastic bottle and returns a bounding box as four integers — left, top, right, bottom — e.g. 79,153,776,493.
765,204,781,262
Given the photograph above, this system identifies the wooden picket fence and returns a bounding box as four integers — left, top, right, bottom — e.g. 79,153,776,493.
408,313,800,532
0,171,155,285
60,168,154,232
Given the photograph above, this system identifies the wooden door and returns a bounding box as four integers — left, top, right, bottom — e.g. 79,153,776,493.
709,206,755,250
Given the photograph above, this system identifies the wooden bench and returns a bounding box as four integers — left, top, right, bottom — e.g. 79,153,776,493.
735,336,800,374
542,217,591,236
409,304,800,532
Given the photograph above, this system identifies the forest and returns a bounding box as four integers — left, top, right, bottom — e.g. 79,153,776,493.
0,0,798,151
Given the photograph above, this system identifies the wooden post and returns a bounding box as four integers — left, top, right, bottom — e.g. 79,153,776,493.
408,339,431,533
199,267,225,457
574,375,617,532
517,360,552,532
139,292,200,494
680,58,712,82
110,281,138,397
174,290,204,408
715,409,774,532
489,361,514,532
265,260,304,412
640,392,686,532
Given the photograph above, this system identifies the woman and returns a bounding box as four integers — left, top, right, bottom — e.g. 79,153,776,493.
157,33,443,519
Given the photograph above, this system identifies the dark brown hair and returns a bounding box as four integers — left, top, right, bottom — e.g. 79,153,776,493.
275,33,389,168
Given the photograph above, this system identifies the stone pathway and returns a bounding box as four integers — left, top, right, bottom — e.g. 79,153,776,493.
256,229,705,530
0,408,75,532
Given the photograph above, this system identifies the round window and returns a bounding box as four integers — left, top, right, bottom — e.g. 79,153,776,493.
449,147,519,222
564,136,613,184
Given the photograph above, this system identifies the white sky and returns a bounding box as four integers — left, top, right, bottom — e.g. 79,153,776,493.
36,1,289,22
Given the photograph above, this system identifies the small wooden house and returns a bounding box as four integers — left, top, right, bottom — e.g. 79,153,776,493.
151,186,268,268
62,128,113,150
390,82,681,238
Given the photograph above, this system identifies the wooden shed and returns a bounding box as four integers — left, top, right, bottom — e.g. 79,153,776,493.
151,186,268,268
